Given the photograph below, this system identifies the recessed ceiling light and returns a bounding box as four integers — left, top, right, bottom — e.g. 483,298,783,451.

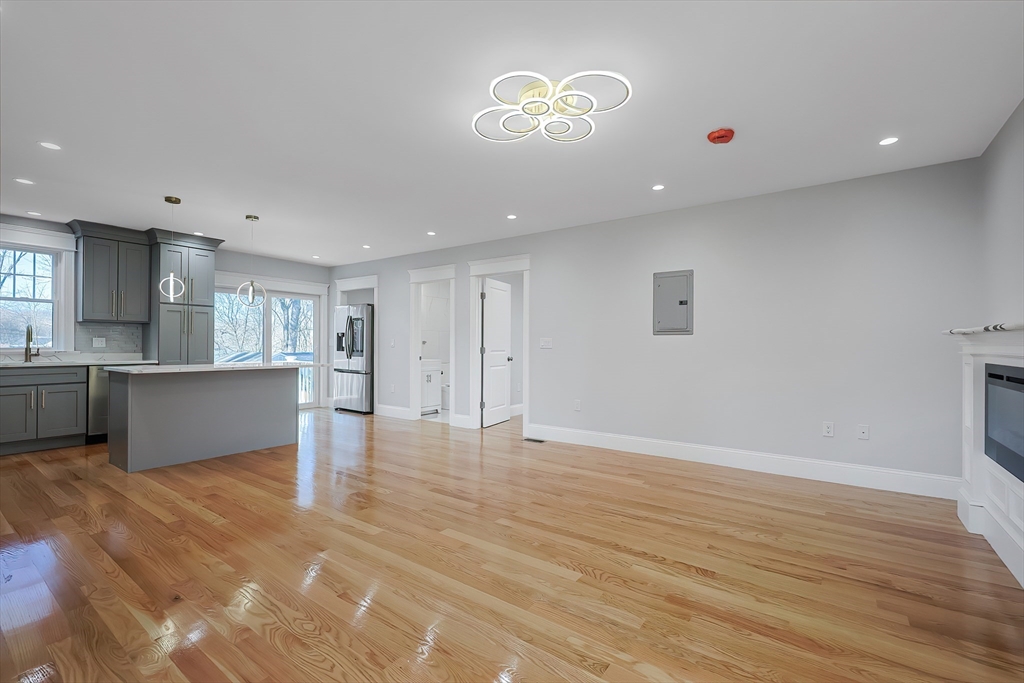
507,214,517,220
879,137,899,146
39,142,61,150
26,211,42,216
362,245,370,249
193,231,204,236
14,178,34,184
312,255,320,259
652,184,665,191
427,231,436,236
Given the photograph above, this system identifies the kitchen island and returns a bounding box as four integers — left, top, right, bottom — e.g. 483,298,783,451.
106,363,300,472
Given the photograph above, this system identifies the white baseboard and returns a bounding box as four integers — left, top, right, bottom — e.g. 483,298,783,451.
449,413,477,430
374,403,416,420
528,423,962,500
511,403,524,417
958,489,1024,587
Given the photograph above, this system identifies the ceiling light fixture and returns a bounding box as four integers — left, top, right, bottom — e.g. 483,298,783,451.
879,137,899,146
39,142,61,150
427,232,436,236
362,245,370,249
238,215,266,308
507,215,517,220
27,211,42,216
312,255,321,259
193,231,204,236
472,70,631,143
14,178,34,184
652,184,665,191
159,196,187,302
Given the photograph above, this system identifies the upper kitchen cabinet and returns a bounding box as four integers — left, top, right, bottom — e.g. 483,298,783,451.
69,221,151,323
188,248,216,306
154,243,216,305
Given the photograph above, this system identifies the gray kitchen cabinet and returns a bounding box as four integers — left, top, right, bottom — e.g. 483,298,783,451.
188,249,216,306
36,383,87,439
157,304,188,365
78,236,119,321
157,244,188,304
0,386,37,443
118,242,151,322
187,306,215,364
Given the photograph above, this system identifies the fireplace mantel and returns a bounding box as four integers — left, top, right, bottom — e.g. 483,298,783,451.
948,325,1023,587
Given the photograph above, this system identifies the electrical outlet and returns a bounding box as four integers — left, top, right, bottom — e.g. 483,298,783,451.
857,424,870,440
574,399,581,411
390,384,395,393
92,337,106,348
822,421,834,437
540,338,553,349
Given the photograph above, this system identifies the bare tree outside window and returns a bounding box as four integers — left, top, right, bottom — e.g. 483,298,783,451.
0,249,54,348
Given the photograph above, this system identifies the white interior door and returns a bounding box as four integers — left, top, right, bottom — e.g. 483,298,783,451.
482,278,512,427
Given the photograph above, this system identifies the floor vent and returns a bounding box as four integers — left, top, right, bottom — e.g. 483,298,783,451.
523,438,546,443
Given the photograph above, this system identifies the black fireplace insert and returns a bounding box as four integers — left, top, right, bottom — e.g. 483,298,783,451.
985,363,1024,482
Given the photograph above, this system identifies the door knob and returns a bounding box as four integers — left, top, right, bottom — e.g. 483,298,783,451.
507,356,513,362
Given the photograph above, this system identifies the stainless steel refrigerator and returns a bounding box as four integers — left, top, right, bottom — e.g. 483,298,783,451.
334,304,374,413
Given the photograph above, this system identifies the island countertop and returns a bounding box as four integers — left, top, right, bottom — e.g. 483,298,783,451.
105,362,325,374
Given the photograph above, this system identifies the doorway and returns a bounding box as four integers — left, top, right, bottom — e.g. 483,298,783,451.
408,265,456,424
467,254,530,434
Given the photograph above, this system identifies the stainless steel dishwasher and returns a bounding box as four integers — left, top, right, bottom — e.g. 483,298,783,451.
87,366,110,437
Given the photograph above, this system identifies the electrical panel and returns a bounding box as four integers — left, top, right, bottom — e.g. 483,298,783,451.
653,270,693,335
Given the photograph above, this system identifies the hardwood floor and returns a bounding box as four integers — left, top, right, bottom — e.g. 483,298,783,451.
1,409,1022,683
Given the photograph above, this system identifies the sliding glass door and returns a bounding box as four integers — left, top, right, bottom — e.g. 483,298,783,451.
214,288,320,408
270,295,316,407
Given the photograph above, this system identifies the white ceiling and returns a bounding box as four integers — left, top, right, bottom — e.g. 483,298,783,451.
1,1,1022,266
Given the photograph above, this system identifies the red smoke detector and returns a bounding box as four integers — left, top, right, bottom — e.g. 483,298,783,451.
707,128,734,144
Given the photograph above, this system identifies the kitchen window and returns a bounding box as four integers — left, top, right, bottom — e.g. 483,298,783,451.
0,248,55,348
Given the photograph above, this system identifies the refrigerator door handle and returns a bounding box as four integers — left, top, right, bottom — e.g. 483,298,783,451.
345,315,355,360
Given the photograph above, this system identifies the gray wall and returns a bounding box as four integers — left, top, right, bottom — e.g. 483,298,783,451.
492,273,523,408
343,288,375,305
980,100,1024,323
333,157,987,477
216,249,331,284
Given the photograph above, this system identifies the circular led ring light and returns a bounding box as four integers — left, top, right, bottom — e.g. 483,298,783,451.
472,106,531,142
557,71,631,113
542,115,595,143
159,273,186,300
518,97,551,117
236,279,267,308
543,118,572,135
500,111,540,135
552,91,596,117
489,71,553,105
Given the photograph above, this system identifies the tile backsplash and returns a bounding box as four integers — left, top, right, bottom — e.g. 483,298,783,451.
75,322,143,353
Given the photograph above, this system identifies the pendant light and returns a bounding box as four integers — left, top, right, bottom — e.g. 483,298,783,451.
159,196,187,301
236,214,266,308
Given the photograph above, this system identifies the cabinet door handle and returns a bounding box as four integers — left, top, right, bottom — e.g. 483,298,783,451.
190,308,195,334
111,290,116,316
181,308,186,335
30,390,34,410
190,278,195,302
120,291,125,318
41,390,45,410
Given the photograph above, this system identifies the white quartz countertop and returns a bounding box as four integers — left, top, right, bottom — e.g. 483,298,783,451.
0,359,159,368
106,362,323,375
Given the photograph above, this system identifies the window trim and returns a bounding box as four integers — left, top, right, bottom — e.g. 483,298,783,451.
0,223,76,351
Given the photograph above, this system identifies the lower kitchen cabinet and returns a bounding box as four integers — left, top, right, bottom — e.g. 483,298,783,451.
187,306,215,364
0,386,37,443
155,304,214,365
36,383,87,438
0,366,89,455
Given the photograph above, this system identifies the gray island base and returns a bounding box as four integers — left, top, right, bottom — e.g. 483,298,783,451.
107,364,299,472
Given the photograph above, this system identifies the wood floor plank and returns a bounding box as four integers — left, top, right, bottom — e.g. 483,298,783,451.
1,410,1022,682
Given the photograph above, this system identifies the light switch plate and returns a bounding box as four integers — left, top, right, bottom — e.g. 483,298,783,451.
540,338,553,349
92,337,106,348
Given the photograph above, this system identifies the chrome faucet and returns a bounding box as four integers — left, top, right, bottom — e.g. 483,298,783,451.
25,325,40,362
